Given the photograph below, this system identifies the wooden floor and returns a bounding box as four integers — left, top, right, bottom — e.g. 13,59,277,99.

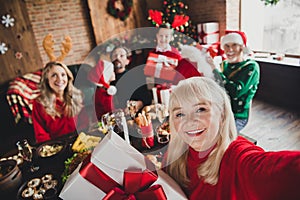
241,99,300,151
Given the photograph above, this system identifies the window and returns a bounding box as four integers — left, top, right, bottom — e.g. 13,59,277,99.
241,0,300,56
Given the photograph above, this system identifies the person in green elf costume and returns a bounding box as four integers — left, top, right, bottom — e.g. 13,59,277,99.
207,30,260,132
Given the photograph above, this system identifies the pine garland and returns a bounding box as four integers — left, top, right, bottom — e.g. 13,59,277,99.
107,0,133,21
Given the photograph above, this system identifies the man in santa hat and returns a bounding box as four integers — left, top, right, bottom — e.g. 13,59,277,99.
207,30,260,132
88,59,117,120
110,45,152,112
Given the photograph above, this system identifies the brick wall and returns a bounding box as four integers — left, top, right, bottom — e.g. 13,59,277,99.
25,0,95,66
23,0,240,66
185,0,240,37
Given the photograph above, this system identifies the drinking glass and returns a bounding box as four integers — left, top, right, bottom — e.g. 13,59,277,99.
156,104,169,123
101,112,114,131
16,139,39,172
155,125,170,144
126,100,137,119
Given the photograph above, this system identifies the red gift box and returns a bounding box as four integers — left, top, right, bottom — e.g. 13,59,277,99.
79,154,166,200
144,53,178,81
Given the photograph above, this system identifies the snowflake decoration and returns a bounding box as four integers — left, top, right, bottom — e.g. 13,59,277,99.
15,52,23,59
2,14,15,27
0,42,8,54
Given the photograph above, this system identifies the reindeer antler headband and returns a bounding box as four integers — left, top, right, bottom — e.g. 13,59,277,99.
148,9,189,30
42,33,72,62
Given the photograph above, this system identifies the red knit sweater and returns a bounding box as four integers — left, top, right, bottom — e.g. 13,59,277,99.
32,99,88,143
187,136,300,200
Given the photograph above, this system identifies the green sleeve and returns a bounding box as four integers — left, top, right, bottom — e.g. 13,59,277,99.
213,62,260,98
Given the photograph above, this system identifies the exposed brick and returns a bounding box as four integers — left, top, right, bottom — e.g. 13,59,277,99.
25,0,94,65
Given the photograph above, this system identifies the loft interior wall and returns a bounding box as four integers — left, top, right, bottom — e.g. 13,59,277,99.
0,0,233,84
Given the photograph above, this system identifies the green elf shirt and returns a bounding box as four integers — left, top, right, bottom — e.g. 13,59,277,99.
213,59,260,119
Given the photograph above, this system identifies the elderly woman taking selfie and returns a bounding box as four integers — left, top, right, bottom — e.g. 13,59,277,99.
164,77,300,200
32,62,88,143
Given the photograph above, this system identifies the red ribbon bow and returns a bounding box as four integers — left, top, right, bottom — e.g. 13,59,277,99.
79,155,167,200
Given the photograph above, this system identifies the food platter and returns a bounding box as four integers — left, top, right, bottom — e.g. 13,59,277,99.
17,173,61,200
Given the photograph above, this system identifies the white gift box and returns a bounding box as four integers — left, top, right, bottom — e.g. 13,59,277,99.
60,131,187,200
197,22,219,33
197,22,219,44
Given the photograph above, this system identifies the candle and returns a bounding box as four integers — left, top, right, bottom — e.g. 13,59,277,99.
160,89,170,108
152,87,158,104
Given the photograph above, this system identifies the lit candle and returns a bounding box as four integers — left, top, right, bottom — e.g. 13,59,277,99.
152,87,158,104
160,89,170,108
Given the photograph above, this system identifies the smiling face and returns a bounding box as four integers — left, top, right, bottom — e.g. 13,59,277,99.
47,65,68,97
110,47,130,73
156,28,173,50
223,42,244,63
170,97,221,152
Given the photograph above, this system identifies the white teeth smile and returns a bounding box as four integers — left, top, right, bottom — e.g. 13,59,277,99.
186,128,206,135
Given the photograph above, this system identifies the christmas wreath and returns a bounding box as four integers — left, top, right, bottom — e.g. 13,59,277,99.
107,0,133,21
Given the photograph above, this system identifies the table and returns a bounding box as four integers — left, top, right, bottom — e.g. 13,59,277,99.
1,133,77,200
1,118,168,200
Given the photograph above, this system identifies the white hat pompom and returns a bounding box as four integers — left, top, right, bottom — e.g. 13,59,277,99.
107,85,117,96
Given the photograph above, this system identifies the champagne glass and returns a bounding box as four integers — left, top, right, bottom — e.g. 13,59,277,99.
16,139,39,172
156,103,169,123
126,100,137,119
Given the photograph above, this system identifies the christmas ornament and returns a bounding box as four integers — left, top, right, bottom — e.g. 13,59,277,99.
107,0,133,21
1,14,15,27
15,52,23,59
0,42,8,54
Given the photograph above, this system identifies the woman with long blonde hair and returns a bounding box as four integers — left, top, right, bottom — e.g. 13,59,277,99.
32,61,88,143
165,77,300,200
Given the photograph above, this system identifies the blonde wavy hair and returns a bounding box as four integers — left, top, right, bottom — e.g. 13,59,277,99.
165,77,237,187
37,61,83,118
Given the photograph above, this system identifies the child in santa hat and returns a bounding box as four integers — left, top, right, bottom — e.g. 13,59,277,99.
207,30,260,132
88,60,117,120
150,24,202,85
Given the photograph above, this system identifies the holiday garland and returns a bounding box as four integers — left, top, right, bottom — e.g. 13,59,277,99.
107,0,133,21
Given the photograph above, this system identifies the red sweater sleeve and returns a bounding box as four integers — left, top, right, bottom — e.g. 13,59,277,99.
187,136,300,200
32,100,51,143
222,136,300,200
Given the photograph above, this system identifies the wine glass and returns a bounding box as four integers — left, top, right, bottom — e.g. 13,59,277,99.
156,103,169,123
126,100,137,119
101,112,114,132
16,139,39,172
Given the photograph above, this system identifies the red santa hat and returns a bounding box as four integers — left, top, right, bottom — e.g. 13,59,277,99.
220,30,252,55
88,60,117,95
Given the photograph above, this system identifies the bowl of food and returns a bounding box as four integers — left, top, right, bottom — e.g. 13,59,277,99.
0,159,22,194
36,140,66,161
